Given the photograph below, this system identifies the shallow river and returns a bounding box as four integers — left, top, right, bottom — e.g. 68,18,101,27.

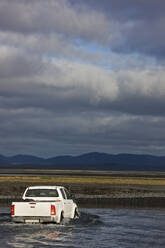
0,207,165,248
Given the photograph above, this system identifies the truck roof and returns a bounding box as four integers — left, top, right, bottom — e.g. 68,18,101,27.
27,186,63,190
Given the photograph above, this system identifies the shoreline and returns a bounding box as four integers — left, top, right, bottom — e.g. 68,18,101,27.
0,170,165,209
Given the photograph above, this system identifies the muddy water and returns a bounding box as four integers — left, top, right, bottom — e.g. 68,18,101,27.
0,207,165,247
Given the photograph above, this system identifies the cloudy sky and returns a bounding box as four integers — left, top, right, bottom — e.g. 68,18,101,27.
0,0,165,157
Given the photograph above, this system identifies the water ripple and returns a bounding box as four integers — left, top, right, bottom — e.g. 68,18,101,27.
0,208,165,248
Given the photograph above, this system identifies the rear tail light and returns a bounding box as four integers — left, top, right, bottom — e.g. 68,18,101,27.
51,205,56,215
11,205,15,216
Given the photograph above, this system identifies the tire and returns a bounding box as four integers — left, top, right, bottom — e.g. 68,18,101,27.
56,211,64,224
74,208,80,219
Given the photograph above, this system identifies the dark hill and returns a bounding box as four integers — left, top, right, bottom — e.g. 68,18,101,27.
0,152,165,171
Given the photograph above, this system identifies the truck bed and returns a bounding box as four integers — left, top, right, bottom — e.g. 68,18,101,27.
11,201,61,223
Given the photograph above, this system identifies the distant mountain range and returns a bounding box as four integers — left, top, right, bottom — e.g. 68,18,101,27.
1,152,165,171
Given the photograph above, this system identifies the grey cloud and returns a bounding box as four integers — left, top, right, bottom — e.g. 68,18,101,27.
43,65,165,116
76,0,165,21
0,32,105,65
0,0,165,157
0,73,165,156
111,18,165,58
1,60,165,116
0,0,109,42
1,0,165,58
0,106,165,156
0,47,43,78
71,0,165,58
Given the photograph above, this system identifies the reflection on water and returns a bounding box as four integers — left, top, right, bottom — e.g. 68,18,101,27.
8,229,73,248
0,207,165,248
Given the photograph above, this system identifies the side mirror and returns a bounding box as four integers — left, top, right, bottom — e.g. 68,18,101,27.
71,194,76,199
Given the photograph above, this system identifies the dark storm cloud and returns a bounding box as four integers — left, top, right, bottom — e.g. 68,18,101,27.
77,0,165,21
0,104,165,156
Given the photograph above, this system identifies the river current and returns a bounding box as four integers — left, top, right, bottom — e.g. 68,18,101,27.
0,207,165,247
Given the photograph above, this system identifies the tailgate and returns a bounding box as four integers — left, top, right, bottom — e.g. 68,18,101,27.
13,202,53,217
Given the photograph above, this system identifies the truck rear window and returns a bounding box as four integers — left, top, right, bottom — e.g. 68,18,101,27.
25,189,59,197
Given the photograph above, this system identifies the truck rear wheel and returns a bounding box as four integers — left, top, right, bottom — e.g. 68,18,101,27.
60,212,64,222
74,208,80,218
57,211,64,224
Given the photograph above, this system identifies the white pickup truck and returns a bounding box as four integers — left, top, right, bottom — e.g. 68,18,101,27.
11,186,79,223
